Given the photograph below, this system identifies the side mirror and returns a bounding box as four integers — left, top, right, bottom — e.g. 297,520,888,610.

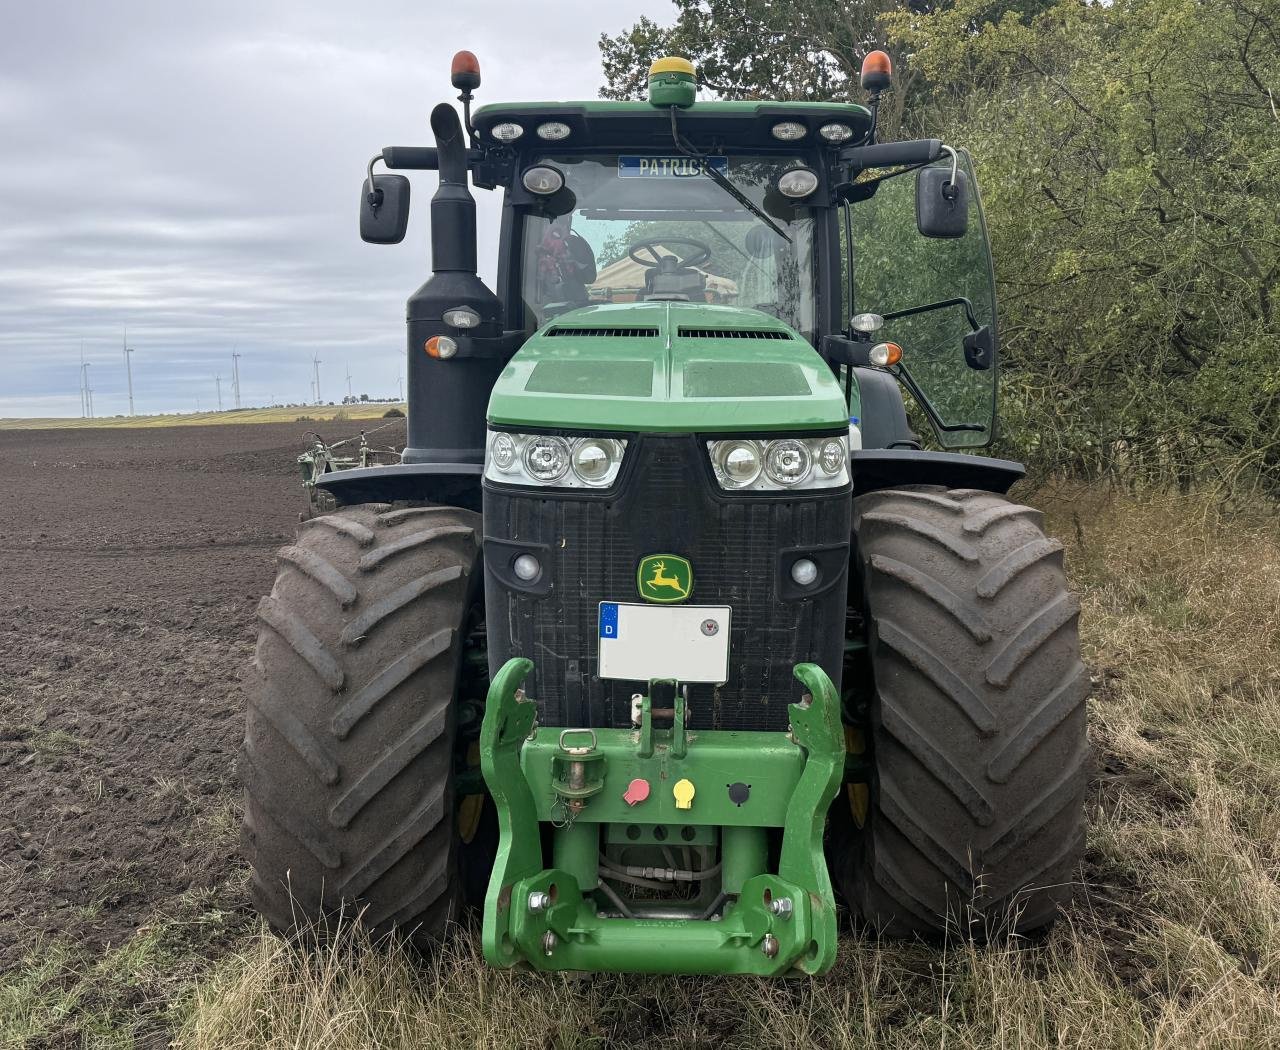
916,166,969,239
963,324,994,370
360,174,410,244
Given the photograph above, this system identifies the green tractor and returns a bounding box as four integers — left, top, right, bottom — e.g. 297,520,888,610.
241,50,1087,976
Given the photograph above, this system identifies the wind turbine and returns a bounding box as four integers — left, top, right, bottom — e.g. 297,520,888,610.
123,329,135,416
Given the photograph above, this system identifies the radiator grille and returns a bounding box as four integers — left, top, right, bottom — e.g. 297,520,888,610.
676,327,793,340
483,436,850,731
545,326,660,338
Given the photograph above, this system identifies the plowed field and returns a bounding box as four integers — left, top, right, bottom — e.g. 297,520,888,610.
0,420,403,970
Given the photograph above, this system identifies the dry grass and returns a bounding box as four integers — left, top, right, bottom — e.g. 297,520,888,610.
7,485,1279,1047
0,403,405,430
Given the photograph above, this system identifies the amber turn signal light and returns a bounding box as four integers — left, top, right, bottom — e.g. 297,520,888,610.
425,335,458,359
870,341,902,367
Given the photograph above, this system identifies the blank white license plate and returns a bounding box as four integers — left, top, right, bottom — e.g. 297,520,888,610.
598,602,731,684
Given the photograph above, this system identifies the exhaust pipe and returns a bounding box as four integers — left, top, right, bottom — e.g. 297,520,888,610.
402,103,504,467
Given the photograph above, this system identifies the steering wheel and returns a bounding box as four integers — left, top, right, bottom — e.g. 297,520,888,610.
628,238,713,270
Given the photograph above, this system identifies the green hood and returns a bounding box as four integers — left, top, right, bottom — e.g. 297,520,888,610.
487,302,847,433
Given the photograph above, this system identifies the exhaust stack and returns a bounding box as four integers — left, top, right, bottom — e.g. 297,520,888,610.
402,103,504,467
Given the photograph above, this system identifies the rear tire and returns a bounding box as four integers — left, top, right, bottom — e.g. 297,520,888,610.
838,486,1089,937
240,502,481,949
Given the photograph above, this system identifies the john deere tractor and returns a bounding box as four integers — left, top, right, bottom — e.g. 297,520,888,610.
241,51,1087,976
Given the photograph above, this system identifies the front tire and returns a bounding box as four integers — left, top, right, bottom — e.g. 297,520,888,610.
839,487,1089,937
240,502,480,948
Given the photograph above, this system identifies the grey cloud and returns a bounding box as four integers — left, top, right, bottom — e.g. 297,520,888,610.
0,0,668,416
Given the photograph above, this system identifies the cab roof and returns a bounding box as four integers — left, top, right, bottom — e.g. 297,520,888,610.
472,100,872,153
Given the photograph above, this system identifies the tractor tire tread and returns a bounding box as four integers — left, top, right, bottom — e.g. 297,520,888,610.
843,486,1088,938
241,503,480,949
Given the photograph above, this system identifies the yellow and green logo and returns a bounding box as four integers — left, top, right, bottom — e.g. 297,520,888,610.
637,554,692,603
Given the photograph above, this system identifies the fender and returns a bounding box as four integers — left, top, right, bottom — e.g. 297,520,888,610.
850,448,1024,496
315,462,483,512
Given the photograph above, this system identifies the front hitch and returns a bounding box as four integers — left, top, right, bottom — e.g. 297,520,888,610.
479,658,844,975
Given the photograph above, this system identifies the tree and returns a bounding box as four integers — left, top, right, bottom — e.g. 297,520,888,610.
888,0,1280,490
598,1,1058,138
599,0,921,136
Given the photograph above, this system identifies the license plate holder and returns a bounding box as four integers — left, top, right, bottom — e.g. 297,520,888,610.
598,602,731,684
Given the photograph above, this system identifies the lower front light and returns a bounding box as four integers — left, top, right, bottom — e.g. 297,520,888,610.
791,558,819,586
512,553,541,581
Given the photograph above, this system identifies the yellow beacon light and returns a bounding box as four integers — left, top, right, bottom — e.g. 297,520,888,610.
648,56,697,108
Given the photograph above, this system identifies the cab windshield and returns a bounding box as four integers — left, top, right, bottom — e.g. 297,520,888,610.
520,154,816,337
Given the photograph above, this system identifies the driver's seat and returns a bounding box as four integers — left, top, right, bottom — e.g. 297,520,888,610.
644,254,707,302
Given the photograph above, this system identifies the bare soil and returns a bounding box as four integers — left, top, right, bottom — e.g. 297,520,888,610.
0,420,404,970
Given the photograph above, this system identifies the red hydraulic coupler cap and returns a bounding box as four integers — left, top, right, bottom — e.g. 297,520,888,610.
623,778,651,806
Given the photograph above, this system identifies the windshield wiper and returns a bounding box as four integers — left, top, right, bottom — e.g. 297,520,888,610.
669,108,792,244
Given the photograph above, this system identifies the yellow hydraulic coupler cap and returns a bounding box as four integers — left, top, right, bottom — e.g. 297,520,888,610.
673,778,696,810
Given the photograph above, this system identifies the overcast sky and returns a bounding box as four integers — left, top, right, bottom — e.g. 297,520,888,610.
0,1,668,417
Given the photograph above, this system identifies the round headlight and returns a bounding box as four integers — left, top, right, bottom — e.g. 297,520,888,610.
764,439,812,486
851,312,884,333
712,440,763,488
777,167,819,199
512,553,541,581
521,165,564,195
791,558,819,586
770,121,807,141
491,122,524,142
522,435,570,482
536,121,571,141
443,306,481,329
571,438,621,485
818,439,846,475
490,432,518,472
818,122,854,143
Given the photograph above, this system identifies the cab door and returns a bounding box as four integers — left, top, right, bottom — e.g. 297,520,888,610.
845,151,998,448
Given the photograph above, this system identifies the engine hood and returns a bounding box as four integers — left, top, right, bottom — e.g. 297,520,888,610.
486,302,847,433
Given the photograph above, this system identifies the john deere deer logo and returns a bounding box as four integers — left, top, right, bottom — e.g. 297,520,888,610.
637,554,692,603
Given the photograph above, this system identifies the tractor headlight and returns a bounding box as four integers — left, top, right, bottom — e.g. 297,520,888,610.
707,435,849,492
777,167,819,199
818,122,855,143
485,430,628,489
521,165,564,195
770,121,807,141
536,121,572,141
710,439,763,489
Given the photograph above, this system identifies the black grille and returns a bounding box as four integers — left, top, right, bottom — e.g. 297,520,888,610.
545,326,660,338
483,436,850,731
676,327,793,340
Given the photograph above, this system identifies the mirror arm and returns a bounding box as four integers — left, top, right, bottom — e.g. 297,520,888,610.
938,146,959,199
882,296,980,332
365,154,385,212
